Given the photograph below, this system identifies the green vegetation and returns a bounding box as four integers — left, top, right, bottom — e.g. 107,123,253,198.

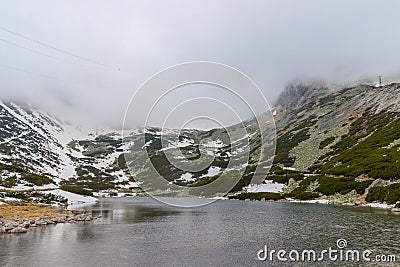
4,191,68,205
273,128,311,166
60,185,93,196
281,175,371,201
366,184,400,204
267,173,304,184
149,153,185,181
117,154,127,169
289,191,319,200
229,164,262,192
316,176,372,195
1,177,17,188
230,192,284,201
318,93,337,106
321,112,400,179
0,163,24,173
76,165,109,177
60,178,116,192
189,174,237,196
291,115,317,132
229,175,252,193
69,135,122,158
286,176,319,200
22,174,54,186
190,175,219,187
0,163,54,186
269,165,303,176
319,136,335,149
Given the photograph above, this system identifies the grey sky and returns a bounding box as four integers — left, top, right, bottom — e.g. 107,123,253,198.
1,0,399,129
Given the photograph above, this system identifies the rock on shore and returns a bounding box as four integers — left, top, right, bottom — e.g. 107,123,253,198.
0,211,98,234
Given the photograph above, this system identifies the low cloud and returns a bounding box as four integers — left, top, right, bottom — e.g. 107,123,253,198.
0,0,399,128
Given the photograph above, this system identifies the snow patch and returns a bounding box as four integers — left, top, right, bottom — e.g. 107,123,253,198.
46,189,98,205
245,180,286,193
364,203,395,209
179,173,196,182
202,166,221,178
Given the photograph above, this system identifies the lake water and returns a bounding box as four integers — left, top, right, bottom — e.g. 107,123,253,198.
1,197,399,266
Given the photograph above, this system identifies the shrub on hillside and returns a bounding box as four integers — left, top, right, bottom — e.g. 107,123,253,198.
319,136,335,149
230,192,284,201
274,128,311,167
316,176,372,195
0,163,24,173
366,184,400,204
267,173,304,184
285,176,319,200
60,185,93,196
1,177,17,188
22,174,54,186
365,184,400,204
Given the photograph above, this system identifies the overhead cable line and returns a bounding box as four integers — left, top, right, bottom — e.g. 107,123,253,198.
0,38,89,68
0,64,59,81
0,25,120,70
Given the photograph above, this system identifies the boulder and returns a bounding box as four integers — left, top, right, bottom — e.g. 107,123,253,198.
21,222,30,229
4,223,15,231
35,219,47,226
10,227,28,233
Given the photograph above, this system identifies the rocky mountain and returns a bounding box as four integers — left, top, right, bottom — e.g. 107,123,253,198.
273,81,400,173
275,80,329,116
253,81,400,205
0,101,135,192
1,80,400,206
0,100,263,197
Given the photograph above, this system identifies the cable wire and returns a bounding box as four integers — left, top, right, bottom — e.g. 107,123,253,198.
0,26,120,70
0,64,59,81
0,38,90,68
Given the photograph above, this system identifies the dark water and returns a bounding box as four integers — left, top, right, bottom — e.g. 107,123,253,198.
0,198,399,267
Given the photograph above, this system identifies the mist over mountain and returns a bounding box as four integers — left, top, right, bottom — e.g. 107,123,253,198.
1,0,400,128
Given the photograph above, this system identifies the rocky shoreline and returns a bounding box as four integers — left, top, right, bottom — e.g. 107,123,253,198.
0,209,98,235
251,197,400,212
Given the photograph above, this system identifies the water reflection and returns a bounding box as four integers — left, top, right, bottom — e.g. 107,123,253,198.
84,198,191,223
0,198,399,267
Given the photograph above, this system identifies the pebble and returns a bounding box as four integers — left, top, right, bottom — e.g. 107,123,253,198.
0,211,97,234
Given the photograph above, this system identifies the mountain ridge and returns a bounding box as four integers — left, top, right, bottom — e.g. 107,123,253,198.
1,81,400,207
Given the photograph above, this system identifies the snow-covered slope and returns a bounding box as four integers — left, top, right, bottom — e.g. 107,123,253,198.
0,101,135,190
0,101,270,196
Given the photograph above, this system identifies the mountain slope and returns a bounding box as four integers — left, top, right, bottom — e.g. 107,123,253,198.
0,101,73,180
1,81,400,206
0,101,260,195
247,82,400,206
0,101,135,191
273,82,400,173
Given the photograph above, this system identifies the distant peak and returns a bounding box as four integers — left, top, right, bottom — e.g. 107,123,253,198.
276,80,329,112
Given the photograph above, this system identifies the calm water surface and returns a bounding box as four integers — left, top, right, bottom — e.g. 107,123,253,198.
0,197,399,266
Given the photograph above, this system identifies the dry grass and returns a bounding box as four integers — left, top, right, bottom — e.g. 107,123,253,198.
0,204,66,220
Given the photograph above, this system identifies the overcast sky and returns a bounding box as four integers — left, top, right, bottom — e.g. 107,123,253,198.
1,0,400,129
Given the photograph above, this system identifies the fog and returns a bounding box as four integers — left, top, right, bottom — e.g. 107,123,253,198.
1,0,399,129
